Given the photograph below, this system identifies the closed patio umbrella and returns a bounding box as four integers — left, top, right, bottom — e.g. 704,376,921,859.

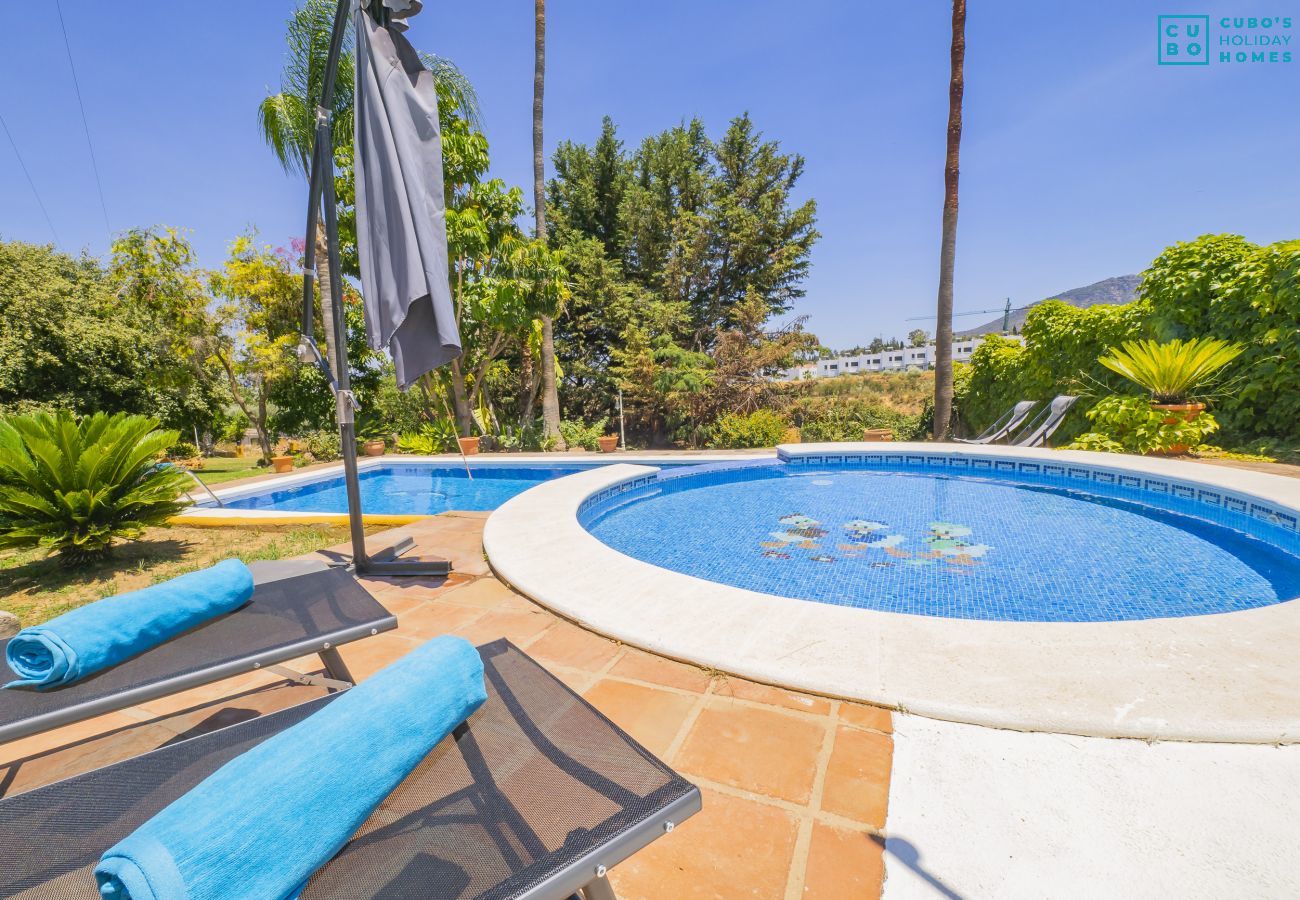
297,0,458,575
353,0,460,390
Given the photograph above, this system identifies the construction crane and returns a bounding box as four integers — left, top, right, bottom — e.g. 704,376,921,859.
906,298,1032,334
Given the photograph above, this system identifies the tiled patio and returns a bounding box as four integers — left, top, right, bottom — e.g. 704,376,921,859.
0,511,894,898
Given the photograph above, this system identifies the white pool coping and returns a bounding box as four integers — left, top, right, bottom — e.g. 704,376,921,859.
484,443,1300,743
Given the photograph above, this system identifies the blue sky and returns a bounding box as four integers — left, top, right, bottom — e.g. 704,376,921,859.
2,1,1297,344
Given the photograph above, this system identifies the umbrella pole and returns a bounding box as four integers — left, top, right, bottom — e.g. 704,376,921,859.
304,0,450,578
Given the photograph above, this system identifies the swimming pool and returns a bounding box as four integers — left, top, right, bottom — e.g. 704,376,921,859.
581,460,1300,622
218,462,625,515
212,459,710,515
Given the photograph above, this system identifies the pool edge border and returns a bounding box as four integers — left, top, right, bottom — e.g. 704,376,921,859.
484,444,1300,744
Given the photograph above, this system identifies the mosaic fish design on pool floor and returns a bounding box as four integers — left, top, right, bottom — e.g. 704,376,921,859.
760,513,828,551
914,522,991,566
760,515,992,569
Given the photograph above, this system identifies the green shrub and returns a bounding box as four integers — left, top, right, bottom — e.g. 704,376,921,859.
496,420,557,452
789,398,923,443
167,441,199,459
1141,234,1300,445
706,410,788,449
559,418,608,451
302,429,341,461
0,411,191,564
397,418,458,454
1098,337,1244,404
1064,396,1219,455
959,301,1152,442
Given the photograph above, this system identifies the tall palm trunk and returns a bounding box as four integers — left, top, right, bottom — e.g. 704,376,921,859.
534,0,565,448
314,221,339,379
932,0,966,441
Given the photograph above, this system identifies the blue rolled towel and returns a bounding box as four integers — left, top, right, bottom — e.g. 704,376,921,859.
4,559,254,690
94,635,487,900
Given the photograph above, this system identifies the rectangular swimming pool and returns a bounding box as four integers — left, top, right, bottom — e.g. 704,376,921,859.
215,461,690,515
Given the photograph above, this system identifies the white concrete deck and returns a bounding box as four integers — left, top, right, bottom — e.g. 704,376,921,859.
484,444,1300,743
883,715,1300,898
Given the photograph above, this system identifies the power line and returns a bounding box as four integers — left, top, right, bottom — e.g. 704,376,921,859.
0,111,61,244
54,0,111,238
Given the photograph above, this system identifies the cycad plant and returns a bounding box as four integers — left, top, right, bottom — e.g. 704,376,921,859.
1098,337,1245,405
0,412,191,564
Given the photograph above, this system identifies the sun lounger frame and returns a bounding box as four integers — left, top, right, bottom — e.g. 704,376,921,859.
0,561,395,745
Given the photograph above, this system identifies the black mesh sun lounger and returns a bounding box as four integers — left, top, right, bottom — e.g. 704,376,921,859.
0,640,701,900
0,562,396,745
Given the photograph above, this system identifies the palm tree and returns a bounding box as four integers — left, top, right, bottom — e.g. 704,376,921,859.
533,0,566,448
932,0,966,440
258,0,478,377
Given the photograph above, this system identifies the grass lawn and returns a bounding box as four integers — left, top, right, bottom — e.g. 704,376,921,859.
0,523,376,628
188,455,266,485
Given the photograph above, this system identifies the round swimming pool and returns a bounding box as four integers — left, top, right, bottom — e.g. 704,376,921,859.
581,461,1300,622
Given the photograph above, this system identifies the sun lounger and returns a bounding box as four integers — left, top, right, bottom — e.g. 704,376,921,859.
1010,394,1078,448
0,561,396,745
955,399,1037,445
0,639,701,900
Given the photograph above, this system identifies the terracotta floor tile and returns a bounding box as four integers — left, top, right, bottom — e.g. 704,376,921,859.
453,608,555,648
546,665,598,694
2,721,179,797
582,679,697,757
132,669,287,717
608,648,713,693
714,677,832,716
609,787,799,899
443,550,490,576
839,702,893,734
369,572,476,604
820,726,892,828
525,621,621,671
336,631,421,680
0,710,147,768
439,578,532,610
802,821,885,898
674,700,826,804
393,601,485,640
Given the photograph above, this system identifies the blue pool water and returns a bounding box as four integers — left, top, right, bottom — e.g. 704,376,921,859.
222,463,604,515
582,464,1300,622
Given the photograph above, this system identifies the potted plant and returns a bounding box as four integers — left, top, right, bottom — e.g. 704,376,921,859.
597,434,619,453
862,427,894,441
457,435,481,455
1096,337,1244,455
356,415,388,457
270,454,294,473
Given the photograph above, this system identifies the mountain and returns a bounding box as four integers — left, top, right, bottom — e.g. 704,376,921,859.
955,275,1142,338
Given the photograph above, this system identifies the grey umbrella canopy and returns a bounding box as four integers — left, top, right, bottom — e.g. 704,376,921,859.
295,0,457,576
353,0,461,389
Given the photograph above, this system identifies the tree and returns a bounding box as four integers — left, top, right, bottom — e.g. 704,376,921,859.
0,237,226,435
547,114,819,435
908,328,929,348
533,0,565,448
932,0,966,440
207,235,304,460
867,337,886,354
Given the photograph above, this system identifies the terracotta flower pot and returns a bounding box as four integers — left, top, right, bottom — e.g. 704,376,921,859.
1146,402,1206,456
863,427,895,442
457,436,481,456
597,435,619,453
363,439,386,457
270,455,294,473
1150,401,1205,424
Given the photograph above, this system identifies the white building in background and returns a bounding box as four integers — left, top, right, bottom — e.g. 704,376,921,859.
777,334,1023,381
